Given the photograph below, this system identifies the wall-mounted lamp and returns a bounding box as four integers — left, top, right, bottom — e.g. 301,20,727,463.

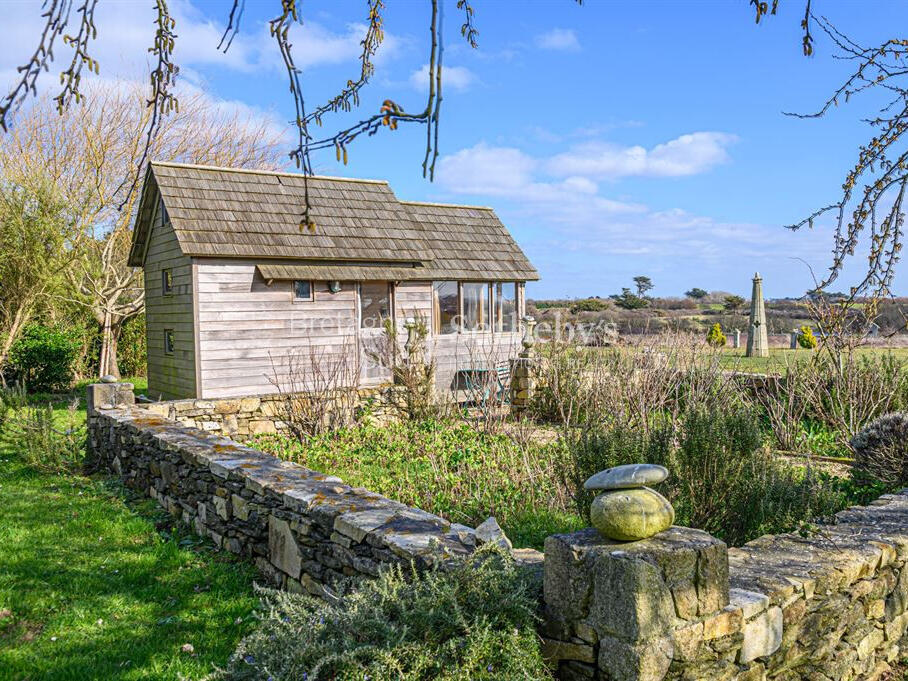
329,280,342,294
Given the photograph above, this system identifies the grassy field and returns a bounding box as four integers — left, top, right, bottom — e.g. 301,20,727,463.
715,346,908,374
0,377,260,681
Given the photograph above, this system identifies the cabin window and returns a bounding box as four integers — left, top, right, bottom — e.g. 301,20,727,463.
462,283,490,331
433,282,459,334
494,282,518,332
360,282,392,329
161,268,174,295
294,280,313,301
164,329,174,355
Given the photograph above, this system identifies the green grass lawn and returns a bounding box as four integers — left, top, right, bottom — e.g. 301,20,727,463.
0,382,259,681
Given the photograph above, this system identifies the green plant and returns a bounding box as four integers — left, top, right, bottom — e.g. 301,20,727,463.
706,323,726,348
569,297,608,314
797,325,818,349
0,383,27,435
220,544,551,681
565,403,856,546
610,288,648,310
8,323,81,392
5,399,85,473
723,295,746,314
117,313,147,377
685,288,708,300
254,420,575,550
850,412,908,487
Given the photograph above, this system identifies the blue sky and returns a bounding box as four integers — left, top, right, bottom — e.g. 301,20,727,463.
4,0,908,299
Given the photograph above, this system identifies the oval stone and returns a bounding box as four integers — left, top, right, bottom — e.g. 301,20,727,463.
584,463,669,491
590,487,675,541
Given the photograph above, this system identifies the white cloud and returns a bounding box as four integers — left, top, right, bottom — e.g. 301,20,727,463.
408,64,475,92
436,142,644,212
547,132,738,179
535,28,580,52
433,139,833,269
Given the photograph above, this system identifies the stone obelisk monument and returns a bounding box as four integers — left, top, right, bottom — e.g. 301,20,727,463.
746,272,769,357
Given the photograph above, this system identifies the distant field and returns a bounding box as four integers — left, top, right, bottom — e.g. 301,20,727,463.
717,347,908,374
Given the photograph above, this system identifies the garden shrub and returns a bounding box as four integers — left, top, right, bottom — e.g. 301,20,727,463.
850,412,908,487
705,322,726,347
797,325,818,349
118,313,147,377
4,400,85,473
566,404,855,546
8,323,81,392
219,544,551,681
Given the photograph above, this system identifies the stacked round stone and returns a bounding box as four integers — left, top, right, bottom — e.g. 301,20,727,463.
584,464,675,541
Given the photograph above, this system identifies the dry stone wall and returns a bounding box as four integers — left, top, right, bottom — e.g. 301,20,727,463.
542,494,908,681
87,384,476,599
140,385,403,439
88,382,908,680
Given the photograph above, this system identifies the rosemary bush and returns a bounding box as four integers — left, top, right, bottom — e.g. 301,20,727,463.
219,545,551,681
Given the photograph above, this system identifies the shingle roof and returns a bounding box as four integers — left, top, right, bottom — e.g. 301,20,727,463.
128,162,538,281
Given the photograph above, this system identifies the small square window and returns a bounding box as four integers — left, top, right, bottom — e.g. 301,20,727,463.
294,280,313,300
162,268,173,295
164,329,175,355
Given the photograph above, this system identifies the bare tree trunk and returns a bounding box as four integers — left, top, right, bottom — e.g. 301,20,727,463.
98,312,122,379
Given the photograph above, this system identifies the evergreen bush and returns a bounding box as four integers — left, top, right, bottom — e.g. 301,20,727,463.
219,545,551,681
797,325,818,349
8,323,81,392
706,323,726,347
850,412,908,486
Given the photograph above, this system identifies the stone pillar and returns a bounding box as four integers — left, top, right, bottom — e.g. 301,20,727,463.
510,316,536,414
542,527,729,681
790,330,799,350
731,329,741,349
745,273,769,358
86,379,135,417
86,379,136,465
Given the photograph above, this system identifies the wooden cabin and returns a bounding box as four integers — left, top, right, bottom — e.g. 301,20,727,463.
128,162,539,400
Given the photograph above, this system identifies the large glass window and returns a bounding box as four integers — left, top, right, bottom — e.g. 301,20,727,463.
462,283,490,331
433,281,459,334
360,282,392,329
494,282,517,332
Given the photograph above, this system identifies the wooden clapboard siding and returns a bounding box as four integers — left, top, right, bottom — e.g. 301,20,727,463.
195,260,359,398
394,281,433,326
143,202,197,400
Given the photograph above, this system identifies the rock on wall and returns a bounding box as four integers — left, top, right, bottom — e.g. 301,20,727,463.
87,404,476,598
542,494,908,681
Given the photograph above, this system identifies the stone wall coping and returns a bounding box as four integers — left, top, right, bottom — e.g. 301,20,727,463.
728,490,908,607
94,406,477,563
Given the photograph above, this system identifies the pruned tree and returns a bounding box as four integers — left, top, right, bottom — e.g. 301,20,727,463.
0,83,285,378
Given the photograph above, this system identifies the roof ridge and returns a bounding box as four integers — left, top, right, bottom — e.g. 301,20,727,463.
401,199,494,211
150,161,389,185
